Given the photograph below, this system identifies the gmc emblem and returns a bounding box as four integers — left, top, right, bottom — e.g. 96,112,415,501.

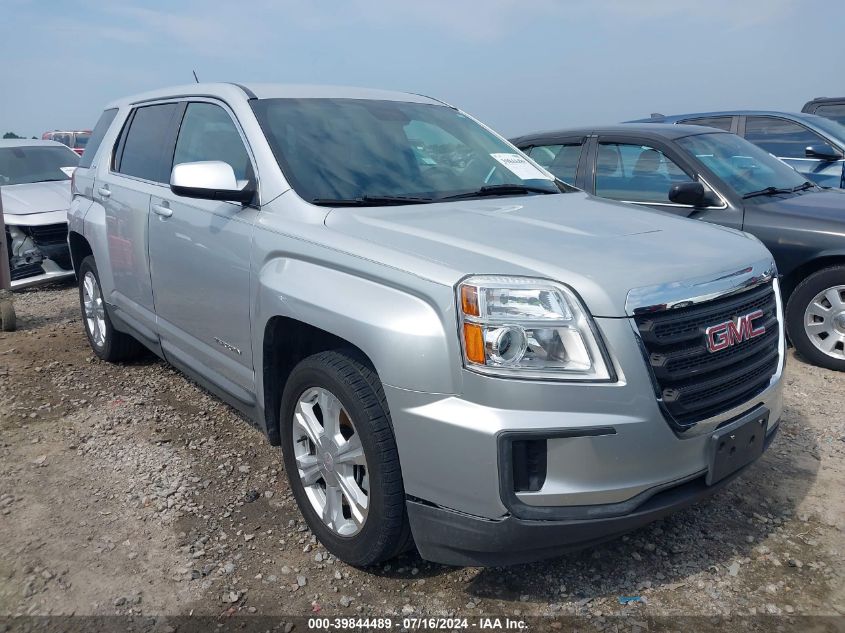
705,310,766,353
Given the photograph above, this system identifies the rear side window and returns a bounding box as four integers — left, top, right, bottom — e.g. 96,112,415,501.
78,109,117,168
116,103,179,182
744,117,828,159
173,103,252,181
814,104,845,125
525,144,582,185
680,116,733,132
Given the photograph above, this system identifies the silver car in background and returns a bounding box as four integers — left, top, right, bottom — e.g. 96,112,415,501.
68,83,784,566
1,139,78,288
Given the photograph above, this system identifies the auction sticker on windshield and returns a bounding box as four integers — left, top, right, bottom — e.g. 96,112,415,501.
490,153,552,181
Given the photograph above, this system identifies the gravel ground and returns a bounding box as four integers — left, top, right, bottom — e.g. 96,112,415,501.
0,283,843,628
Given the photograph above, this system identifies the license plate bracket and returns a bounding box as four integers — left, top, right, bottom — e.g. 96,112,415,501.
706,408,769,486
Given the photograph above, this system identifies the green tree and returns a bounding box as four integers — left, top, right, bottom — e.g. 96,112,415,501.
3,132,24,139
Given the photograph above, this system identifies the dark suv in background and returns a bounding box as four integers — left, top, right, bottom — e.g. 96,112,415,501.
631,111,845,189
803,97,845,126
512,124,845,371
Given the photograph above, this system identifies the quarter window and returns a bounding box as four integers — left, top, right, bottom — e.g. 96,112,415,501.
595,143,693,203
525,144,582,185
116,103,179,182
680,116,733,132
744,117,829,159
173,103,252,181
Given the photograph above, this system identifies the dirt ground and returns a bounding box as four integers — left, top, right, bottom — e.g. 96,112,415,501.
0,283,843,629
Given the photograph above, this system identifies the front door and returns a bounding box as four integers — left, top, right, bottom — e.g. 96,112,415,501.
589,136,743,230
148,100,258,403
743,116,845,188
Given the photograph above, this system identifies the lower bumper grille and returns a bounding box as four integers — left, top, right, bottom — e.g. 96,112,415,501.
634,282,780,427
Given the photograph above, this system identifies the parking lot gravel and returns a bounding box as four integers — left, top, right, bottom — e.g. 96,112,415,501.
1,283,843,627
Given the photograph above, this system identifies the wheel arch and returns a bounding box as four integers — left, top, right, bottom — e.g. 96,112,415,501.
67,230,93,279
781,253,845,303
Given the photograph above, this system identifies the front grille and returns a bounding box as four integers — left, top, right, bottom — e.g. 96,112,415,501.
27,223,68,246
634,283,780,427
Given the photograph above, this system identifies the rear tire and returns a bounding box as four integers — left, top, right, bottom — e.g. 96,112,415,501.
280,350,412,566
786,265,845,371
77,256,144,362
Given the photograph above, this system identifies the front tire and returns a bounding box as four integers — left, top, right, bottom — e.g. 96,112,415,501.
280,350,412,566
786,265,845,371
77,256,144,362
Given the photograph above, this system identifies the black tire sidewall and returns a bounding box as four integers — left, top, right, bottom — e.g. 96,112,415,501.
279,353,401,566
786,267,845,371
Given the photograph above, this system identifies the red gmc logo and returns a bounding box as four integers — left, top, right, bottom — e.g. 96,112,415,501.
705,310,766,353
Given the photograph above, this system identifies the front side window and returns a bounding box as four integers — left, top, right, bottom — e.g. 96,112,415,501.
744,117,829,159
814,104,845,125
0,145,79,186
676,132,807,196
250,98,559,204
680,116,733,132
173,102,252,181
595,143,692,203
116,103,179,182
525,144,582,185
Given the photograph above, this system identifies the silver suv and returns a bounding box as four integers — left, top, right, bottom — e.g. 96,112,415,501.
69,83,785,566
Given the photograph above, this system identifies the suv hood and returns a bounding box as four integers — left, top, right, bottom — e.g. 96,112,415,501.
1,181,71,216
325,192,774,317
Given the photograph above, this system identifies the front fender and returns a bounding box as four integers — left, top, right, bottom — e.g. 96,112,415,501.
254,257,461,396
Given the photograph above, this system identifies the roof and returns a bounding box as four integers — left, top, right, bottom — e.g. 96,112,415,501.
629,110,827,124
511,123,726,146
104,82,446,110
0,139,74,149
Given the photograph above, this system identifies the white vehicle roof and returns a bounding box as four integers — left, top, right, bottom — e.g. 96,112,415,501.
0,139,72,149
105,82,446,109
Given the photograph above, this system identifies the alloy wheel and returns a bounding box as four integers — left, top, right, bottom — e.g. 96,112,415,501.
82,271,107,348
292,387,369,536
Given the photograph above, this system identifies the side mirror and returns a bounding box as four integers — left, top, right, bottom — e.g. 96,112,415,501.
805,144,842,162
170,161,254,203
668,181,707,206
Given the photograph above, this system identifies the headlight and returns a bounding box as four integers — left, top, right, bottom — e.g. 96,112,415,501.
457,275,612,380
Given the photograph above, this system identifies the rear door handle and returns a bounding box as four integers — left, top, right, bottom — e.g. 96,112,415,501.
97,187,110,198
152,204,172,218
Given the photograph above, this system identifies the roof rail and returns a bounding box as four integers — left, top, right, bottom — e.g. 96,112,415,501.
228,83,258,100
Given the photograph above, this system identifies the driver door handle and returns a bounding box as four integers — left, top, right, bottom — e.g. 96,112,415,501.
152,204,172,218
97,187,110,198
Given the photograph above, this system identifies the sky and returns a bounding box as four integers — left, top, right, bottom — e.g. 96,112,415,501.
1,0,842,138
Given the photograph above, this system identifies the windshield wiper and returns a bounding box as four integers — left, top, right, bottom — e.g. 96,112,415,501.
438,183,559,201
791,181,816,192
742,186,793,199
311,195,434,207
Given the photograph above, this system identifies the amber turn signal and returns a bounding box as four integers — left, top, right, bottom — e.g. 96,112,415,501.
463,323,485,364
460,285,479,317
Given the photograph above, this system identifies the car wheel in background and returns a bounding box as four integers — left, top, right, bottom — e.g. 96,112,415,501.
786,265,845,371
280,350,412,566
77,255,144,362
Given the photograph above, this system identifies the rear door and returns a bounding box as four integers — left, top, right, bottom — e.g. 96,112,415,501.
520,136,588,188
742,115,845,188
96,102,181,340
589,134,742,229
148,99,258,402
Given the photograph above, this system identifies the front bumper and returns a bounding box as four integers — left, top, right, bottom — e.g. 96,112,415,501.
407,425,777,567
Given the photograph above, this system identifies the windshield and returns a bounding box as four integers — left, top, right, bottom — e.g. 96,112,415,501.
806,115,845,144
251,98,559,204
0,145,80,185
74,133,91,149
676,132,808,196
